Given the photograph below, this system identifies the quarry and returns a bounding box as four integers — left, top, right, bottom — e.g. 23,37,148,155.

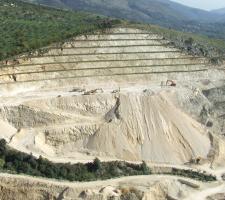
0,27,225,199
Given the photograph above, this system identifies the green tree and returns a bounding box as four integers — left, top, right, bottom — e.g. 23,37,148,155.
140,161,150,175
0,159,5,169
184,37,194,47
93,158,101,171
0,139,6,156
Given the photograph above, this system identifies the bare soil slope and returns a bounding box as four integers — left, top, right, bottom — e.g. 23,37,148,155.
0,28,224,165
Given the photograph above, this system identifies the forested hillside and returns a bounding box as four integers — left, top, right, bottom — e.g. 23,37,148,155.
1,0,225,62
0,0,118,60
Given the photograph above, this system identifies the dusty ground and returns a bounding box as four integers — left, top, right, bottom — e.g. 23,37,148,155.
0,86,212,164
0,172,224,200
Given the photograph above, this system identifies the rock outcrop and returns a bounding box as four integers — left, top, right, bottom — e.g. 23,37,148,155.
0,27,224,165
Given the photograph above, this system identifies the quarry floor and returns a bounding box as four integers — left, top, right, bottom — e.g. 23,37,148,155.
1,82,225,199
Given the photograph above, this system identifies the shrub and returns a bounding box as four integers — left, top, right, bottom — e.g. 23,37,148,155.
184,37,194,47
0,159,5,169
92,157,101,171
140,161,149,175
0,139,6,158
0,143,152,182
171,168,216,182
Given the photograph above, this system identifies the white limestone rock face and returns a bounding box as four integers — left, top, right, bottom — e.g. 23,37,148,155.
0,90,211,164
0,174,200,200
0,27,224,165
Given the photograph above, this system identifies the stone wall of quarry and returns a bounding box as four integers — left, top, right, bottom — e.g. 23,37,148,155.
0,173,199,200
0,28,224,166
0,91,211,164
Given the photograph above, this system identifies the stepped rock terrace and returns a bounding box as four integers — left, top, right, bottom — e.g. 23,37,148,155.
0,27,224,165
0,28,216,87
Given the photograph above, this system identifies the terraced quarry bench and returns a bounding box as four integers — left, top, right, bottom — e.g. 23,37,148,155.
0,28,213,86
0,27,224,166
